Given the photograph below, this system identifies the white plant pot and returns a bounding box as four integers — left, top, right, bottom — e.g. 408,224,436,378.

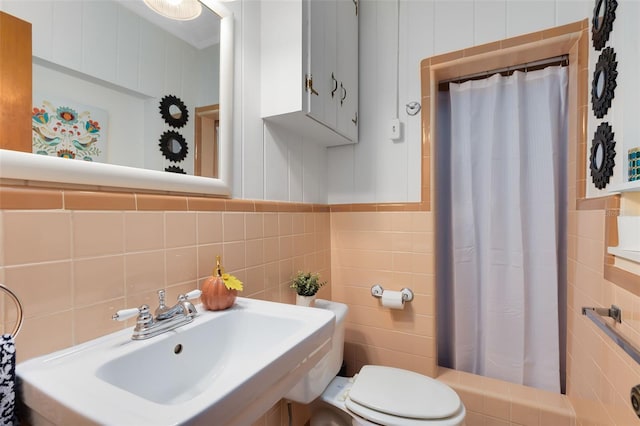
617,216,640,251
296,294,316,307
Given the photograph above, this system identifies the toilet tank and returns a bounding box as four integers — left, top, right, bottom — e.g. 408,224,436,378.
284,299,349,404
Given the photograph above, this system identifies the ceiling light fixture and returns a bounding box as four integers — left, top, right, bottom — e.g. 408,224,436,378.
143,0,202,21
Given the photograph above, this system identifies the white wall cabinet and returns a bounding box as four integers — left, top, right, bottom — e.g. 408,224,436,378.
261,0,358,146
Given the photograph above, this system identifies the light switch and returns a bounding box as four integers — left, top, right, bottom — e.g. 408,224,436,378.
389,118,401,140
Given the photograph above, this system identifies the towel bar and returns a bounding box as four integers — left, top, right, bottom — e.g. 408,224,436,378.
0,284,23,339
582,305,640,365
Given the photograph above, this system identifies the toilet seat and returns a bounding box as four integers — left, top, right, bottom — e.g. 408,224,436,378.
344,366,465,426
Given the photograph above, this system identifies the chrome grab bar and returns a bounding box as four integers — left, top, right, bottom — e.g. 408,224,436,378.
0,284,23,338
582,305,640,365
583,305,622,323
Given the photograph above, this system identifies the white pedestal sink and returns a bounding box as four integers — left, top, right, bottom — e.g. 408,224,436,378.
17,298,335,425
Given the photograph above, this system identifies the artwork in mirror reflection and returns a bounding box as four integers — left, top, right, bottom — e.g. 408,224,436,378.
32,95,108,163
19,0,221,177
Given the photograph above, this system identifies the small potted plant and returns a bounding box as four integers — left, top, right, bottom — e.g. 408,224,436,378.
291,271,326,307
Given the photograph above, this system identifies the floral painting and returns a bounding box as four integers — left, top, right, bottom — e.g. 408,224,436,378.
32,95,108,162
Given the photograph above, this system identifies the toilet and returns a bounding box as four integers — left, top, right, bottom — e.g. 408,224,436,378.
285,299,466,426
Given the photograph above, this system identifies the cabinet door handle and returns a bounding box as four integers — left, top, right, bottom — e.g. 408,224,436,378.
340,83,347,106
352,0,358,16
352,112,358,126
306,74,319,96
331,73,338,98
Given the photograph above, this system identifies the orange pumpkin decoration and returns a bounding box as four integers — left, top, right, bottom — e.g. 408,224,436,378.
201,256,237,311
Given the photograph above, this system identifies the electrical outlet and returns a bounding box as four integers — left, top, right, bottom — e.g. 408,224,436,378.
389,119,401,140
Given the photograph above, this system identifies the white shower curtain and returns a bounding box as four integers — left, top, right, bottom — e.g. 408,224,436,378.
448,67,567,393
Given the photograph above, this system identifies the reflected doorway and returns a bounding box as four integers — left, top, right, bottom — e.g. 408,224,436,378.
194,104,219,178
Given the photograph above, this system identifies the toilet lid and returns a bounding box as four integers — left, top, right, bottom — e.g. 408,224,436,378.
347,366,462,421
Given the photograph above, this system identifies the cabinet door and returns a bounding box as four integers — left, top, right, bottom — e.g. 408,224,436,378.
336,0,358,141
0,11,32,152
306,0,336,128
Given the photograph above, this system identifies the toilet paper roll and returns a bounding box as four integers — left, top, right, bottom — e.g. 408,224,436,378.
381,290,404,310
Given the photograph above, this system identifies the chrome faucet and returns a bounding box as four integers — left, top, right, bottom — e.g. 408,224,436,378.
112,289,202,340
155,290,198,320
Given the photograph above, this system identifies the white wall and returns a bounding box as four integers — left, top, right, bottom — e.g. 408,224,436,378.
229,0,594,204
227,0,329,203
327,0,593,204
4,0,602,203
32,62,147,168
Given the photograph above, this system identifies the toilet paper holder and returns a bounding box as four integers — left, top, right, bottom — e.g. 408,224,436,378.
370,284,414,302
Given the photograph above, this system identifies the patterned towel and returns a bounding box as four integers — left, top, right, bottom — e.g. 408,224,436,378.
0,335,16,426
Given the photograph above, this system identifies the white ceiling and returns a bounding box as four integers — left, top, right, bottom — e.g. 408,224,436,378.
115,0,221,50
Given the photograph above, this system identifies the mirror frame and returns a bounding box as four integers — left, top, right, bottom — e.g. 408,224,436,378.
589,121,616,190
159,95,189,128
591,47,617,119
159,130,188,162
591,0,617,51
0,0,233,197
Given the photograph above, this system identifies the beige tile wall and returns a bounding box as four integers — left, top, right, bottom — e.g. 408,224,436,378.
0,204,331,364
330,211,437,378
330,206,640,425
0,186,333,426
567,208,640,425
438,368,575,426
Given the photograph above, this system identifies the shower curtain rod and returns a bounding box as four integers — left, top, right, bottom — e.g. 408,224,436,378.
438,54,569,91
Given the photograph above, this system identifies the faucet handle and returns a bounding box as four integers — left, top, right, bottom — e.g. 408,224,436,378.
155,289,169,317
112,307,143,321
157,289,167,305
183,289,202,300
178,289,202,318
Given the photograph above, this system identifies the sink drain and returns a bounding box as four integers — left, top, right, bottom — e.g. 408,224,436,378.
174,344,183,355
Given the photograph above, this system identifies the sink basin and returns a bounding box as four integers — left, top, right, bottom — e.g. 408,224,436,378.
17,298,335,425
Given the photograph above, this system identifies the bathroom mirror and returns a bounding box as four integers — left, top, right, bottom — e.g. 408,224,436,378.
0,0,233,196
591,47,617,119
591,0,617,50
595,70,605,98
593,142,604,171
590,122,616,189
594,0,606,29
